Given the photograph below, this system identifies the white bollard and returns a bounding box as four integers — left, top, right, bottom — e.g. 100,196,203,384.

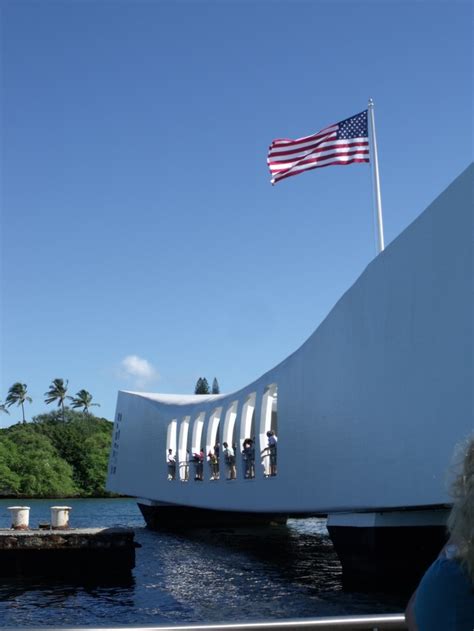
8,506,30,530
50,506,72,529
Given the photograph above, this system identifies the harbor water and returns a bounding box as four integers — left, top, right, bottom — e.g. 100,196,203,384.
0,498,407,627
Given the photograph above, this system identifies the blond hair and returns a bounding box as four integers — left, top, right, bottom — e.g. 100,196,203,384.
447,436,474,583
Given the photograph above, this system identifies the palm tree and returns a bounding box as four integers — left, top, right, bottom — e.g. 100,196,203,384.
68,389,100,415
44,378,69,421
0,402,10,416
5,383,32,423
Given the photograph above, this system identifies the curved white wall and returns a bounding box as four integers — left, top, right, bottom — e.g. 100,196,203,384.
107,164,473,514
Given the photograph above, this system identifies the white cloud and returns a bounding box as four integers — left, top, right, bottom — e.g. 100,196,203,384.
119,355,159,389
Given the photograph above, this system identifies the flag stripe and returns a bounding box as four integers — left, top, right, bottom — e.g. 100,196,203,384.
268,139,369,164
270,150,370,177
271,157,369,184
270,125,339,148
268,132,338,158
267,110,369,185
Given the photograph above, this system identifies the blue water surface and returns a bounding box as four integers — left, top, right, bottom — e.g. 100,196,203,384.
0,498,406,627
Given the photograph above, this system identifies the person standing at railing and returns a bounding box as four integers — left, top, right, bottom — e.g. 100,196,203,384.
261,430,278,476
242,438,255,479
268,430,277,476
223,442,236,480
192,449,204,481
214,442,220,479
405,436,474,630
198,448,204,480
167,448,176,481
208,449,219,480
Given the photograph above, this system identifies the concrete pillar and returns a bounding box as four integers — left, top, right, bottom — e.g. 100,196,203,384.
8,506,30,530
50,506,72,529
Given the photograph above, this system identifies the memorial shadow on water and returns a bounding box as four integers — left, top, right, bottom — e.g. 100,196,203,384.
146,518,343,591
206,524,341,591
142,518,411,612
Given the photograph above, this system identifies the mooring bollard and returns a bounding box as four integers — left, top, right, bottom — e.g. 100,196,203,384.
50,506,72,529
8,506,30,530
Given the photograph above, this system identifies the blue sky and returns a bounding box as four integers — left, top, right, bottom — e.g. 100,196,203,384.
1,0,472,426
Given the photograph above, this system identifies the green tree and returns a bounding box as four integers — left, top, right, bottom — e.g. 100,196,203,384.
2,425,77,497
80,431,112,494
33,409,113,495
0,438,21,495
44,378,69,421
211,378,220,394
68,389,100,415
0,402,10,416
194,377,210,394
1,410,114,497
5,383,32,423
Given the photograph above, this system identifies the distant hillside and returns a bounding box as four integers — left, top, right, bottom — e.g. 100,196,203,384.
0,410,114,498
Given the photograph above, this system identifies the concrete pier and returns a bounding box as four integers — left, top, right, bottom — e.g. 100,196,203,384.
0,527,137,577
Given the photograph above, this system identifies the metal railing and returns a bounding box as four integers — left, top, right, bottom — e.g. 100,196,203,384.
172,458,280,482
4,613,407,630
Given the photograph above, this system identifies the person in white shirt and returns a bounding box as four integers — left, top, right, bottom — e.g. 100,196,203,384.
223,442,236,480
167,448,176,480
261,430,278,476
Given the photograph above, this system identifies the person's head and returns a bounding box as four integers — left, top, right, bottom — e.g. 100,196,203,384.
448,436,474,582
223,442,228,448
168,448,172,453
266,431,272,437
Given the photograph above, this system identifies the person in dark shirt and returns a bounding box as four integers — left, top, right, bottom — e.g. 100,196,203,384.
406,436,474,630
261,430,278,476
242,438,255,479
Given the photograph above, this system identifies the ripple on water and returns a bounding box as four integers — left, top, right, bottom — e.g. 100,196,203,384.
0,500,408,626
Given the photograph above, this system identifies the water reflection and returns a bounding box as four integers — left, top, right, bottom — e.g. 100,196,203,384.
0,511,408,627
0,576,135,627
170,518,343,592
137,518,407,624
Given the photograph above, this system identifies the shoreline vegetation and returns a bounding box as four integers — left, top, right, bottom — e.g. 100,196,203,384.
0,410,114,499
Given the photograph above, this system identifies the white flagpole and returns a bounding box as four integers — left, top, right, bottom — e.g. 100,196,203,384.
368,98,385,253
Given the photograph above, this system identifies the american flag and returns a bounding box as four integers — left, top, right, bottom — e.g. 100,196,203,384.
267,110,369,185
